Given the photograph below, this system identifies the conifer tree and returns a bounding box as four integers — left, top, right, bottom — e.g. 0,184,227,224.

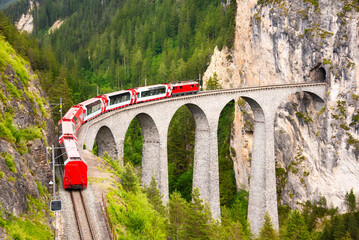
121,163,140,193
284,209,310,240
182,188,213,239
143,176,165,216
345,189,356,213
257,212,279,240
168,191,189,240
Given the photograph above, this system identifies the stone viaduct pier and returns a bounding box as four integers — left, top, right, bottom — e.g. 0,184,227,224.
77,83,327,234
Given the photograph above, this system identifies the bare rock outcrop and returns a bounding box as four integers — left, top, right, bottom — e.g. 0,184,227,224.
0,62,55,217
204,0,359,211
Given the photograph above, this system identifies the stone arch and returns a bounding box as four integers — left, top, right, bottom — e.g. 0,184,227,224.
95,125,118,159
134,113,161,187
273,90,326,209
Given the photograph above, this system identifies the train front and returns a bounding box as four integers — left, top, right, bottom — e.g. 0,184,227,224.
63,139,88,189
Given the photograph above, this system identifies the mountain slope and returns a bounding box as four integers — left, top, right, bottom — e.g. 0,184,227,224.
0,29,55,239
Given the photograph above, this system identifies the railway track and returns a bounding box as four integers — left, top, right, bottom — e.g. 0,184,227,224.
70,190,96,240
58,161,96,240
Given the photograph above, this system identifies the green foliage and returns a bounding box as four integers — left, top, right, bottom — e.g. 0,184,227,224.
217,100,237,207
284,209,310,240
0,112,42,153
104,152,252,239
168,191,189,239
0,35,29,85
0,171,3,178
104,155,167,239
206,72,222,90
92,139,97,156
7,176,15,182
2,152,16,173
4,80,23,100
124,118,142,166
143,176,166,216
257,212,279,240
345,189,356,213
121,163,141,193
168,105,195,201
36,181,48,197
25,0,237,103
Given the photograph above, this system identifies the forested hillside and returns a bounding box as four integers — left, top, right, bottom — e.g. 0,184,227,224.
5,0,236,105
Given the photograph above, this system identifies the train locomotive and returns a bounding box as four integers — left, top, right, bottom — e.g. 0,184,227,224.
59,81,199,189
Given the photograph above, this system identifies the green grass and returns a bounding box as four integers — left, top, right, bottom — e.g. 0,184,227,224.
0,112,42,148
0,171,4,178
0,197,53,240
4,80,23,100
2,152,16,173
0,36,30,85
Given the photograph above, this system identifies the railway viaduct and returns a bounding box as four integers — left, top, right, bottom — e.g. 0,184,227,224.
77,83,327,234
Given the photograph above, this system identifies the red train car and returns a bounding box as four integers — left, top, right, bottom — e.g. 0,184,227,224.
104,89,135,111
79,96,107,122
58,120,77,144
62,139,87,189
134,84,171,103
170,81,199,97
61,106,85,134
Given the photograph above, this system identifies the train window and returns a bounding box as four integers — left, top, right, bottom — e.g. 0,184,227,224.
109,92,131,105
191,85,194,88
85,100,102,116
141,86,166,98
180,86,183,89
73,116,78,125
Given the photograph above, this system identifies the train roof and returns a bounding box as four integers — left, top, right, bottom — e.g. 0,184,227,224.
105,89,132,97
61,121,75,134
63,139,81,159
79,97,103,107
170,81,198,86
63,106,81,120
135,84,169,91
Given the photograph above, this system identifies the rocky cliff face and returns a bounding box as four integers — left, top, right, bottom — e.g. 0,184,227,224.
204,0,359,211
0,39,55,220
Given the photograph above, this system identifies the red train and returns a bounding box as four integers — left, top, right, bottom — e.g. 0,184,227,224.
59,81,199,189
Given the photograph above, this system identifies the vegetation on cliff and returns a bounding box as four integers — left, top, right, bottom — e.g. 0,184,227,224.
0,14,54,239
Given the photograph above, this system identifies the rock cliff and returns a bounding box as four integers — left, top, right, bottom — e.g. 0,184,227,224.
0,38,55,225
204,0,359,211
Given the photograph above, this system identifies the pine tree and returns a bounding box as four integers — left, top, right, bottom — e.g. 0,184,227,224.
284,209,310,240
257,212,279,240
345,189,356,213
143,176,165,216
182,188,213,239
168,191,189,240
121,163,140,193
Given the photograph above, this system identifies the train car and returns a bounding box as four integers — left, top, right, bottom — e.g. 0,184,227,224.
104,89,135,111
134,84,171,103
61,105,85,133
58,120,77,144
170,81,199,97
62,138,87,189
79,96,107,122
